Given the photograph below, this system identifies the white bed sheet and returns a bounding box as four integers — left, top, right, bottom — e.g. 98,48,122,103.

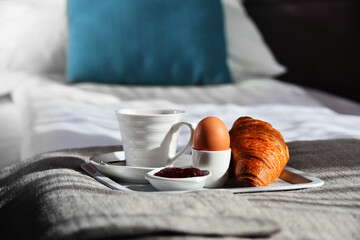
9,75,360,161
0,95,21,168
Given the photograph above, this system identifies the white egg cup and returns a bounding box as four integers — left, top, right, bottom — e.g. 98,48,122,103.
192,148,231,188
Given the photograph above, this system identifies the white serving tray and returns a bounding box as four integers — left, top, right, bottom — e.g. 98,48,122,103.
221,166,324,193
81,152,324,194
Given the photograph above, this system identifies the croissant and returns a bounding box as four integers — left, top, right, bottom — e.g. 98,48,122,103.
229,116,289,187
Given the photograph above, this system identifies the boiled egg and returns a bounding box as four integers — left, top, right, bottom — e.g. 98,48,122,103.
193,117,230,151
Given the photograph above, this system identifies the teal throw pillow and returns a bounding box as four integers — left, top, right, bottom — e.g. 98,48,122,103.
67,0,232,85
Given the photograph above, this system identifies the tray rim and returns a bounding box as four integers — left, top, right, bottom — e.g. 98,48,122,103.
81,163,324,194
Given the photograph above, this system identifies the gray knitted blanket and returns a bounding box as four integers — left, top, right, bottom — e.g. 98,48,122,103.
1,139,360,239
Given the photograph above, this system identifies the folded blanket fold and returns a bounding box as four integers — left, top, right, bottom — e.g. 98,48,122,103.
0,146,280,240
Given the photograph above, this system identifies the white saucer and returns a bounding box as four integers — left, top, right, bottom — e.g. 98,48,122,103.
90,151,192,183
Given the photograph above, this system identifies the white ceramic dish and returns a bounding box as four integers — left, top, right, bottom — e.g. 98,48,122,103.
90,151,192,183
90,151,155,183
145,168,211,191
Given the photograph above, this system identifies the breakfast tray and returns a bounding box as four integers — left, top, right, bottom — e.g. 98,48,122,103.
81,162,324,194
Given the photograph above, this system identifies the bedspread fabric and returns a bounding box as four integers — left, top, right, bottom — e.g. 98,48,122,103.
0,146,279,240
1,139,360,239
249,139,360,239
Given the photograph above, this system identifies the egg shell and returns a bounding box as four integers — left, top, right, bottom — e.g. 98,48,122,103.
193,116,230,151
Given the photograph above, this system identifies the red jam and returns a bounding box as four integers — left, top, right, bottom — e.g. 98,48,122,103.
154,167,205,178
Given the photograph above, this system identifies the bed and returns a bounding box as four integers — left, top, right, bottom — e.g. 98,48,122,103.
1,0,360,239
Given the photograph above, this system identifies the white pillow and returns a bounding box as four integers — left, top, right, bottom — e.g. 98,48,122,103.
222,0,286,81
0,0,284,81
0,0,67,74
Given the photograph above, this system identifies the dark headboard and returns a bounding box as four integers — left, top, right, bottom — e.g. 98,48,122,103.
243,0,360,103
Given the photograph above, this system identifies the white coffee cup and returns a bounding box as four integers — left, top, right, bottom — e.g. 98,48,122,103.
192,149,231,188
115,109,195,168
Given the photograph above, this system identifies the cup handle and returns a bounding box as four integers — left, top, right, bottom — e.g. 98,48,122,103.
165,122,195,167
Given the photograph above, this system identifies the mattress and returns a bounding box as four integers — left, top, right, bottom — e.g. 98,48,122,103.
0,74,358,167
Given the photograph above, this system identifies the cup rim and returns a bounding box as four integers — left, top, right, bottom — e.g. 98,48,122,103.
115,109,185,117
